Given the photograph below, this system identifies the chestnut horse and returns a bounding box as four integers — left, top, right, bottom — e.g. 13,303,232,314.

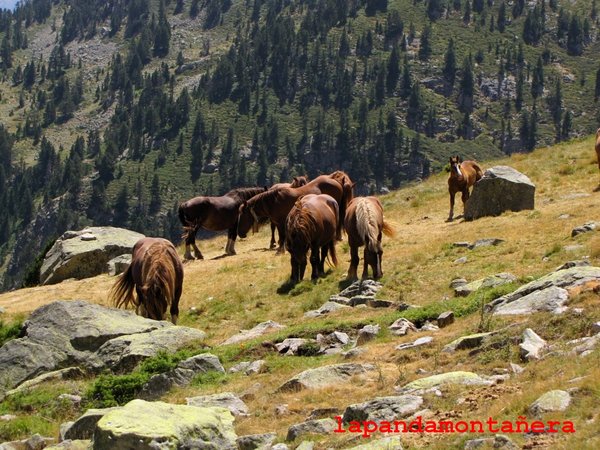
595,128,600,173
237,175,345,253
285,194,339,283
268,176,308,248
110,237,183,324
447,156,483,221
344,197,394,280
179,186,267,259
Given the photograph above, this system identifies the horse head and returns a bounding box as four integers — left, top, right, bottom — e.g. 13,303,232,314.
237,202,252,238
449,155,463,177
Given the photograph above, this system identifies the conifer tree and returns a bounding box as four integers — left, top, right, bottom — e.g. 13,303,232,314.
443,38,457,88
149,173,161,214
418,24,432,61
531,56,544,99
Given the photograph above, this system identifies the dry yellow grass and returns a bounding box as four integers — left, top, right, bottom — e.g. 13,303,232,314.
1,136,600,448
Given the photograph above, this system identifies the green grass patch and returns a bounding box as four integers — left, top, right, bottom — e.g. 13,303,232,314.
0,319,22,347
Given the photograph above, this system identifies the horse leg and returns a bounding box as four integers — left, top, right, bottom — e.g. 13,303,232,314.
170,285,181,325
461,188,470,215
184,232,194,260
362,247,370,280
347,244,359,280
226,228,237,256
192,242,203,260
448,189,456,221
270,223,277,249
276,223,286,255
310,246,320,280
319,245,328,277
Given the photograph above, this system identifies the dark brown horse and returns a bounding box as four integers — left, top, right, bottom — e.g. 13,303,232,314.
344,197,394,280
447,156,483,221
179,187,267,260
285,194,339,283
110,237,183,324
267,176,308,248
237,175,344,254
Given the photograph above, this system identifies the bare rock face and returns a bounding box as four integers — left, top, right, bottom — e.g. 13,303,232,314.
464,166,535,221
39,227,145,285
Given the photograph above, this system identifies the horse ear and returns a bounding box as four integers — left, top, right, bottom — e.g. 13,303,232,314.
352,182,357,188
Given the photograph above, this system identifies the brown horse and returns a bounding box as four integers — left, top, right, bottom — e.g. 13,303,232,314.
267,176,308,248
110,237,183,324
595,128,600,173
285,194,339,283
344,197,394,280
179,186,267,260
237,175,345,253
447,156,483,221
328,170,355,233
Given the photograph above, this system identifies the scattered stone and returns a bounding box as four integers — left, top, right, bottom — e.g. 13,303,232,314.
304,301,351,318
419,321,439,332
0,414,16,421
229,361,251,374
454,257,468,264
529,390,571,417
45,440,91,450
519,329,547,361
236,433,277,450
57,394,82,407
286,418,336,441
245,360,266,375
342,395,424,423
510,363,525,374
470,238,505,249
455,273,516,297
106,254,131,276
366,298,395,308
277,364,376,392
592,322,600,334
0,434,54,450
442,332,495,353
343,348,366,359
94,399,237,449
464,434,518,449
571,221,598,237
564,244,584,252
275,404,289,416
450,278,468,289
397,371,493,392
317,331,350,347
187,392,249,417
389,318,417,336
338,280,383,298
556,260,590,271
396,336,434,351
328,295,353,306
452,242,471,248
569,334,600,357
464,166,535,221
437,311,455,328
222,321,285,345
275,338,316,356
357,324,381,345
558,214,571,220
271,444,290,450
308,407,341,420
295,442,315,450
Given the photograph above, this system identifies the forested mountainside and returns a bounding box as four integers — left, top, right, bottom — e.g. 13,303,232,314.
0,0,599,290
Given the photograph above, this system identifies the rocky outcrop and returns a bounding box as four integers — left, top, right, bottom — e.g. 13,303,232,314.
464,166,535,220
278,364,376,392
0,301,206,396
186,392,248,417
442,332,496,353
61,407,119,441
519,329,547,361
222,321,285,345
454,273,516,297
571,221,598,237
342,395,424,423
39,227,144,285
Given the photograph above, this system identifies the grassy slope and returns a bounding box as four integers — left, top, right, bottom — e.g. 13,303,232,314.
1,136,600,447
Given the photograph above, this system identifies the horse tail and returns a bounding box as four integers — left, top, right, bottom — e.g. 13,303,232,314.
338,179,353,237
473,163,484,181
328,240,338,267
178,203,188,226
143,245,176,321
356,199,380,254
110,263,137,310
382,220,395,238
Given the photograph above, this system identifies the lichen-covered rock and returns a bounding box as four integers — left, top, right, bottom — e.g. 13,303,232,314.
455,273,516,297
442,332,495,353
529,390,571,417
492,286,569,315
236,433,277,450
222,321,285,345
398,371,493,392
278,364,376,392
186,392,249,417
62,407,120,441
342,395,423,424
94,399,237,450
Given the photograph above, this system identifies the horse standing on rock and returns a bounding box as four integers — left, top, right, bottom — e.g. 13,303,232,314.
285,194,339,283
110,237,183,324
447,156,483,222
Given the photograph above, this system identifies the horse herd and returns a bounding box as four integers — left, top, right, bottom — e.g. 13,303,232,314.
110,170,396,324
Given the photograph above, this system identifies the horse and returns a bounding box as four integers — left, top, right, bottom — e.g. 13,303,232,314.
447,155,483,221
178,186,267,260
285,194,339,283
267,176,308,248
595,128,600,174
110,237,184,324
344,197,394,280
237,175,344,254
328,170,355,233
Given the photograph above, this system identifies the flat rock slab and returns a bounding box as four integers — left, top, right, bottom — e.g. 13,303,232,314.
397,371,493,392
396,336,433,351
278,364,376,392
493,286,569,315
186,392,249,417
348,437,403,449
455,273,516,297
286,418,336,441
342,395,424,423
95,399,237,450
304,301,351,318
529,390,571,417
442,332,495,353
222,321,285,345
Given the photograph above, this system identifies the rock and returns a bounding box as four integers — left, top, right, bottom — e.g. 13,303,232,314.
569,334,600,357
455,273,516,297
510,363,525,374
39,227,145,285
304,301,351,318
397,371,493,392
343,348,366,359
45,440,91,450
366,298,395,308
236,433,277,450
0,414,16,421
57,394,82,407
328,295,353,306
389,318,417,336
454,257,468,264
222,320,285,345
348,437,403,449
106,254,131,276
395,336,433,351
529,390,571,416
469,238,505,249
519,329,547,361
493,286,569,315
5,367,85,397
450,278,468,288
338,280,383,298
442,332,495,353
437,311,455,328
357,324,380,345
286,418,336,441
275,404,289,416
271,445,290,450
556,260,590,271
229,361,251,373
62,407,120,441
0,301,206,396
592,322,600,334
0,434,54,449
571,221,598,237
295,442,315,450
342,395,423,424
308,407,342,420
464,434,518,449
94,399,237,449
245,360,266,375
275,338,315,356
419,321,439,332
187,392,249,417
277,364,376,392
317,331,350,346
452,242,471,249
464,166,535,220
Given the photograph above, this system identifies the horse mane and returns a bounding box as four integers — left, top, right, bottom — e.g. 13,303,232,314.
355,198,381,254
225,186,268,203
140,243,176,321
287,201,315,248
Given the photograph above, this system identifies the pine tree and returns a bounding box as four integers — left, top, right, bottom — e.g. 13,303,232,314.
154,1,171,57
406,83,424,130
400,56,412,99
531,56,544,99
113,184,129,227
149,173,161,214
459,55,474,113
427,0,444,21
386,43,400,94
443,38,457,88
418,24,432,61
497,1,506,32
595,66,600,101
566,15,584,55
560,110,572,140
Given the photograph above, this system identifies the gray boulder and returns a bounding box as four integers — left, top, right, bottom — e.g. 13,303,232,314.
493,286,569,315
106,254,131,276
357,324,381,345
39,227,144,285
529,390,571,417
389,318,417,336
519,328,547,361
0,433,54,449
571,221,598,237
442,332,495,353
342,395,424,423
236,433,277,450
61,407,119,441
278,364,376,392
464,166,535,221
395,336,434,351
286,418,336,441
186,392,248,417
304,301,351,318
222,321,285,345
437,311,454,328
455,273,516,297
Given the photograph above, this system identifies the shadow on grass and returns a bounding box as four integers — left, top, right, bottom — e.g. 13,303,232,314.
277,279,296,294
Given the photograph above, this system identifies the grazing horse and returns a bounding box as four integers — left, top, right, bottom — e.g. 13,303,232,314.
179,187,267,260
267,176,308,248
447,156,483,221
344,197,394,280
595,128,600,174
328,170,355,235
285,194,339,283
237,175,345,253
110,237,183,324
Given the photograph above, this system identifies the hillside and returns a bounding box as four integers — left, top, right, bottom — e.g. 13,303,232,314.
1,0,600,290
0,136,599,448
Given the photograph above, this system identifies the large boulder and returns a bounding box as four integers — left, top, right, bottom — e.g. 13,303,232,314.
342,395,424,424
0,301,206,396
94,399,237,449
39,227,144,285
277,364,376,392
464,166,535,221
